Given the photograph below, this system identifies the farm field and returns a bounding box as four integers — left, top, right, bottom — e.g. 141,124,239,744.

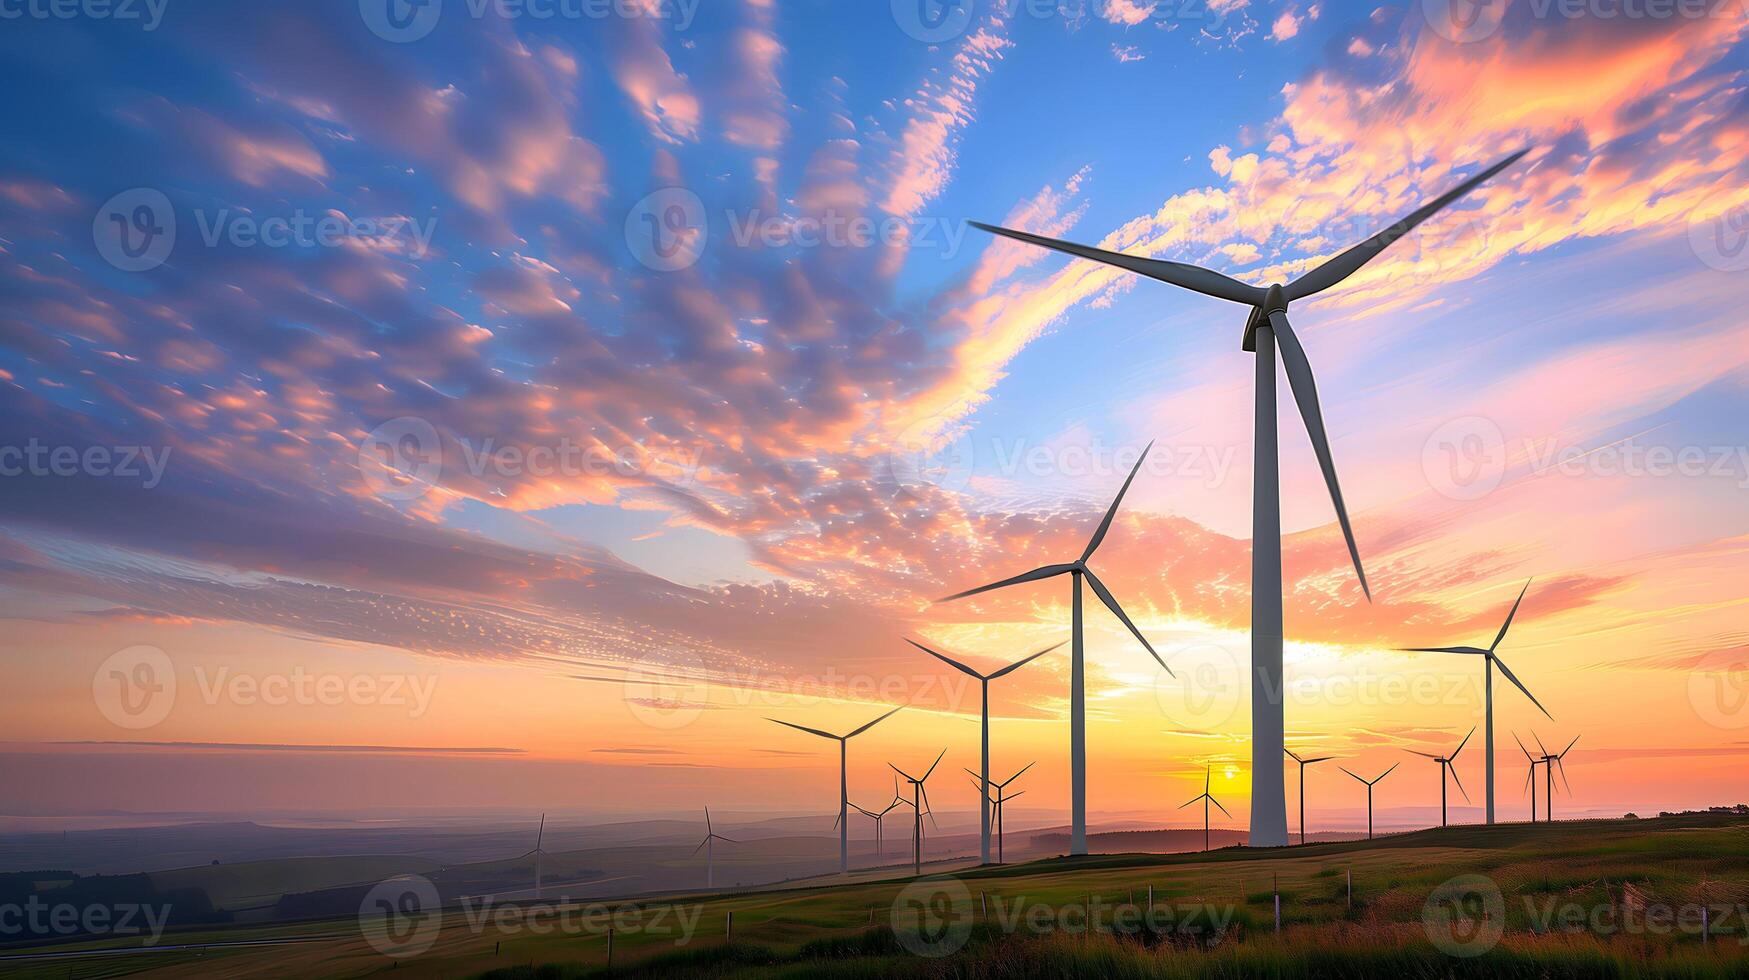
6,813,1748,979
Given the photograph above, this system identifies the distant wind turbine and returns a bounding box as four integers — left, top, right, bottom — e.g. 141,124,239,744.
1538,734,1580,821
909,637,1061,864
972,149,1531,845
938,446,1171,855
1410,728,1475,827
1341,763,1399,840
1178,766,1230,852
967,761,1032,864
691,807,738,889
768,705,903,873
1284,747,1333,845
1401,579,1552,826
891,749,946,874
520,813,547,899
848,795,902,867
1515,732,1545,822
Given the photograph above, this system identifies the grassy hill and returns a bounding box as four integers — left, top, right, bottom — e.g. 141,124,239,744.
5,813,1749,978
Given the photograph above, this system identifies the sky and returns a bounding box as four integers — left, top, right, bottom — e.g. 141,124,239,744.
1,0,1747,835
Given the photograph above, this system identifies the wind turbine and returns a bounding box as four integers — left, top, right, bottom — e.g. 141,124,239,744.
967,760,1033,864
1341,763,1399,840
768,705,904,873
1515,732,1544,822
1177,765,1230,852
1538,735,1579,821
909,637,1061,864
520,813,547,899
971,149,1528,846
1410,728,1475,827
891,749,946,874
848,796,902,867
1284,747,1333,844
1401,578,1551,826
938,446,1171,855
691,807,738,889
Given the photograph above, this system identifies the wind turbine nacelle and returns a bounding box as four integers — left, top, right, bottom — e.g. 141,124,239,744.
1241,285,1288,352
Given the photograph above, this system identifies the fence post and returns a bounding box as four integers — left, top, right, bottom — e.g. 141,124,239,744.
1274,874,1281,933
981,891,987,918
606,926,613,969
1346,869,1352,908
1147,883,1153,917
726,910,733,945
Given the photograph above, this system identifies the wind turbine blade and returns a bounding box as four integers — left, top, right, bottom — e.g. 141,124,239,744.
769,718,840,740
1204,766,1211,794
969,222,1265,305
1283,148,1530,301
921,786,938,830
692,838,708,856
1211,797,1232,819
1534,732,1549,757
1492,656,1552,720
1081,441,1152,562
705,806,713,836
937,563,1078,603
1304,756,1333,764
1490,579,1533,652
1399,646,1489,655
1514,732,1535,762
1340,766,1366,784
922,747,947,780
1453,727,1476,759
889,763,917,781
717,835,739,843
1006,790,1026,801
1449,764,1470,803
1409,750,1441,760
1083,569,1172,675
1378,762,1400,782
1178,796,1203,809
1268,310,1368,601
1559,735,1580,758
1523,764,1534,794
832,810,841,830
963,768,980,781
847,704,905,738
988,640,1066,680
1284,748,1303,764
907,639,983,679
1555,757,1573,795
1001,761,1036,785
